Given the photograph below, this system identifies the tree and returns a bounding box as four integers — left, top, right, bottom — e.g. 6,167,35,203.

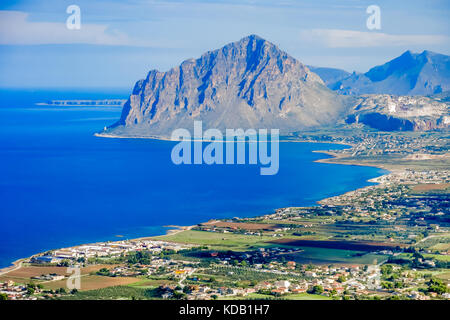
337,275,346,283
309,285,324,295
0,293,8,300
183,286,192,294
27,282,36,289
381,264,393,275
127,251,151,265
96,268,111,276
173,292,186,300
428,278,447,295
139,268,148,276
59,260,70,267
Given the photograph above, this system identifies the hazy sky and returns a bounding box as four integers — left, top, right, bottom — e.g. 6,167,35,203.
0,0,449,88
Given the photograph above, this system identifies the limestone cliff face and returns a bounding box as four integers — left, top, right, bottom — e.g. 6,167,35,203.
105,35,350,137
346,94,449,131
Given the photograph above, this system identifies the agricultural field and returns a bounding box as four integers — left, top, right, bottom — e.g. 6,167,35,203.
198,265,299,284
127,278,174,289
423,254,450,262
271,239,405,251
155,230,283,251
43,275,141,291
0,264,114,284
201,220,278,231
60,285,161,300
281,246,388,265
155,229,392,265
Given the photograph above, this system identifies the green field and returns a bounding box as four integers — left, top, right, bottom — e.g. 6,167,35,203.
127,278,174,289
284,246,388,265
423,254,450,262
154,230,282,250
155,230,390,265
435,271,450,281
60,285,161,300
283,293,332,300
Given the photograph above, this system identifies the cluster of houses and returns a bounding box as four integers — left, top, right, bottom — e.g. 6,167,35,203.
310,133,448,158
266,168,449,232
0,281,30,300
155,263,383,300
106,260,198,277
156,260,450,300
195,220,292,237
372,169,449,186
29,240,192,265
157,283,261,300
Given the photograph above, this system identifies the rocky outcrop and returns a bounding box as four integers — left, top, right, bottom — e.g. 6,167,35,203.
346,94,449,131
103,35,350,138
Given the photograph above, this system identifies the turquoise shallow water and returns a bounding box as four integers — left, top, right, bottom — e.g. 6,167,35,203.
0,89,387,268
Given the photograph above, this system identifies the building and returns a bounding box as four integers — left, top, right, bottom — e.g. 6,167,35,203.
31,255,59,264
274,280,291,289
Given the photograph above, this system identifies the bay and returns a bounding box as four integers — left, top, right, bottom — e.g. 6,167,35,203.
0,89,386,267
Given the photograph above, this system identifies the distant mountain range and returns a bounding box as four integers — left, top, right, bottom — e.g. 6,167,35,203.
102,35,449,137
310,50,450,96
307,66,351,87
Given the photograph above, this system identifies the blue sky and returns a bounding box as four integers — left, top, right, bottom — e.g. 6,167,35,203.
0,0,449,88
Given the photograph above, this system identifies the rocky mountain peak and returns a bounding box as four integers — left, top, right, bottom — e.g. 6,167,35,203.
103,35,349,138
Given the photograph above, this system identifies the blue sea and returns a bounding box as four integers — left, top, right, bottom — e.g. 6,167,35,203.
0,89,387,268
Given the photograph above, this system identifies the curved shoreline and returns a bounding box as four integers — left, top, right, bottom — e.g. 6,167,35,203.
0,139,389,274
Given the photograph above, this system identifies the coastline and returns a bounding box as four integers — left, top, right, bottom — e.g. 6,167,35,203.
0,139,390,274
95,132,308,143
313,150,387,169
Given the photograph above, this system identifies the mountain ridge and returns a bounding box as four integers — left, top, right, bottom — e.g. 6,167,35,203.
323,50,450,96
